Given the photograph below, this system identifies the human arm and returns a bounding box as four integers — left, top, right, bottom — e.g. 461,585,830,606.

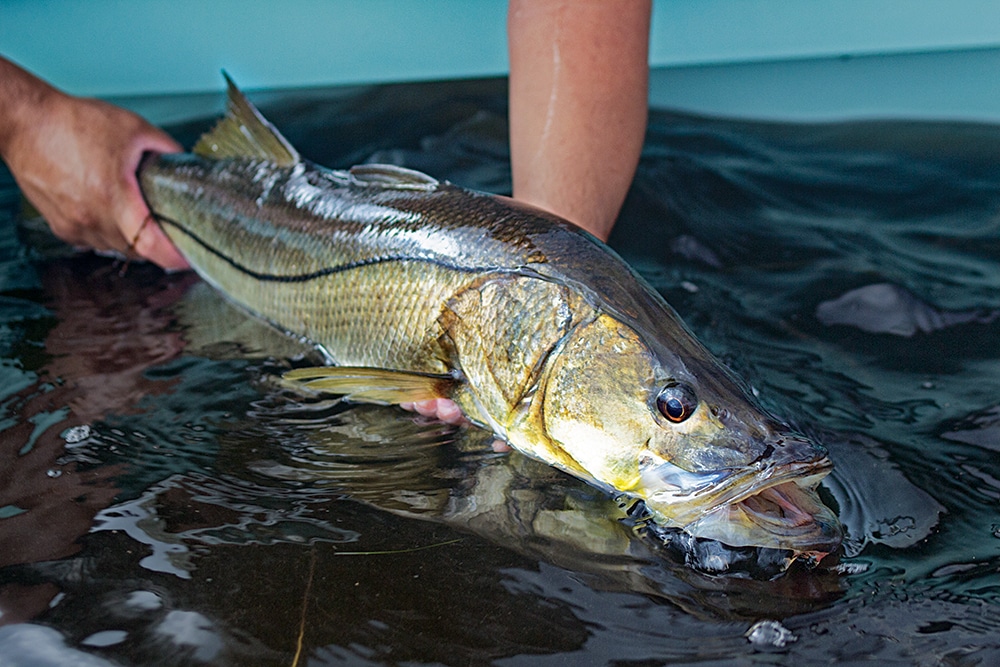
0,57,188,270
401,1,651,426
507,0,651,242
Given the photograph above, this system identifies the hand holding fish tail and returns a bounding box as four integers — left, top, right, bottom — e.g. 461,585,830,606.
0,57,188,270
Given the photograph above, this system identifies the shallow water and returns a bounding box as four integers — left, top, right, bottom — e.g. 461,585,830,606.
2,78,1000,665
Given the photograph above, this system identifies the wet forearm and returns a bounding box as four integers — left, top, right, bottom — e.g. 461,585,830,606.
507,0,651,241
0,57,61,164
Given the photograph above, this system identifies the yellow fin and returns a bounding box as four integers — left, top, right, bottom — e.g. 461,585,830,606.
283,366,454,404
192,71,300,165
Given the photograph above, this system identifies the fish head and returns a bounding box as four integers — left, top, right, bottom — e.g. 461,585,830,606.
508,311,841,568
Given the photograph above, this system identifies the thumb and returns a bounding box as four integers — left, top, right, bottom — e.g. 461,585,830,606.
121,130,189,271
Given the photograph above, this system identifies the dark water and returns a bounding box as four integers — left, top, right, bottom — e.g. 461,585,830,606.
2,77,1000,665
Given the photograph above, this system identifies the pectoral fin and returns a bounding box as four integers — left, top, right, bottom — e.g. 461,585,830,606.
283,366,455,404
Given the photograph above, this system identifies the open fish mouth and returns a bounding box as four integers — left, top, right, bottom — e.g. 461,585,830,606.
683,470,840,545
632,477,842,579
633,455,842,577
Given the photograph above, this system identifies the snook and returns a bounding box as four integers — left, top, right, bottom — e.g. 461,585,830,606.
139,76,842,568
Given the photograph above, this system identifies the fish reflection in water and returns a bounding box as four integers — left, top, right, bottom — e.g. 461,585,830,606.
95,391,848,621
167,287,847,615
0,306,843,666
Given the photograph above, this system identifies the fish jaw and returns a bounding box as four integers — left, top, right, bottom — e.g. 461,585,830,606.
509,410,843,565
636,449,842,559
504,381,841,558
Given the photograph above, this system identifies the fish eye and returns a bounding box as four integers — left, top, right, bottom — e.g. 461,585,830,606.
656,382,698,423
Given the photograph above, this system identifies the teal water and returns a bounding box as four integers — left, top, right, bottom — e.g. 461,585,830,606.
1,78,999,665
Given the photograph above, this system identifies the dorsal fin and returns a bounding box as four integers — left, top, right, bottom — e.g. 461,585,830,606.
348,164,439,191
192,72,300,166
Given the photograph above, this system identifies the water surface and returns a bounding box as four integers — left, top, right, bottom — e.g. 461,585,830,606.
1,78,999,665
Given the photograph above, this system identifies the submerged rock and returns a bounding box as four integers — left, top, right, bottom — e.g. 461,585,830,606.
816,282,998,336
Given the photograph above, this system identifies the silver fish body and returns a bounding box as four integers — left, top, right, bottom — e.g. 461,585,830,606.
138,78,842,569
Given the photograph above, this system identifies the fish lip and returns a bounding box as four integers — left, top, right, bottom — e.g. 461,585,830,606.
640,455,834,521
714,457,835,511
638,455,842,558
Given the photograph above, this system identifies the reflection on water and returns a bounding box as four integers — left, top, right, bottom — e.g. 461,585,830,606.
2,78,1000,664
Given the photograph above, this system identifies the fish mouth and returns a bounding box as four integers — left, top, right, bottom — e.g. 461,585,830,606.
635,447,842,574
679,474,842,554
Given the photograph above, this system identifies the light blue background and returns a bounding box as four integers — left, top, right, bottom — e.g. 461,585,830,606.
3,0,1000,120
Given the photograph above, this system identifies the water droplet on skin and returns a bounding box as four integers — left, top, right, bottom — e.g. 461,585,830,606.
746,619,797,649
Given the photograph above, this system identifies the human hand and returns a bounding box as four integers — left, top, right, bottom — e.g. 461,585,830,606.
399,398,468,425
0,61,188,270
399,398,511,451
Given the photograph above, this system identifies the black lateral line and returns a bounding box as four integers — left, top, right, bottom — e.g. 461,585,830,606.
155,213,485,283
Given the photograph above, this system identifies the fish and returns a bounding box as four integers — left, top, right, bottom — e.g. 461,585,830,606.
138,75,842,570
